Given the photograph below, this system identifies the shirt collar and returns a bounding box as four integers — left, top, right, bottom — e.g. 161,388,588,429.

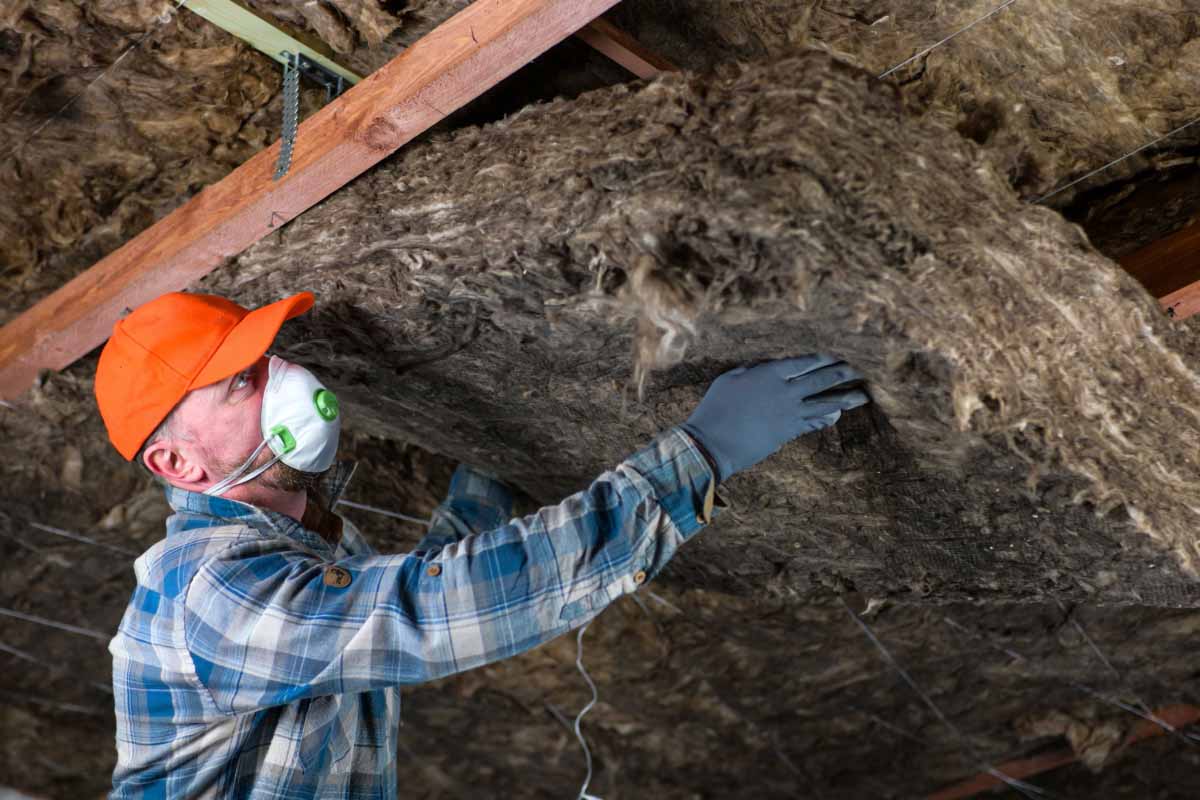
163,460,357,553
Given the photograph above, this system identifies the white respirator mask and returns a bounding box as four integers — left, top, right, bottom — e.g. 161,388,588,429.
204,355,341,497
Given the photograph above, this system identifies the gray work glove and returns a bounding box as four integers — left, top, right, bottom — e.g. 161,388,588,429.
680,355,870,483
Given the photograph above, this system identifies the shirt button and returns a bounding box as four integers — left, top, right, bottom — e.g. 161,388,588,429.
323,566,352,588
426,564,442,577
633,570,647,585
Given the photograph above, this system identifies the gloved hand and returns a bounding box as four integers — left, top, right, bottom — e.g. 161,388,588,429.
680,355,870,483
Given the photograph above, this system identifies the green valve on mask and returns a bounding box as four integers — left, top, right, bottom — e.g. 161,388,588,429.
269,424,296,453
313,388,339,421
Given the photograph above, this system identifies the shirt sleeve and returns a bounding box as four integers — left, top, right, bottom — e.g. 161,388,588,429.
416,464,516,550
183,426,719,714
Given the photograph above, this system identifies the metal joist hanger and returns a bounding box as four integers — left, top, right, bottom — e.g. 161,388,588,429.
182,0,362,179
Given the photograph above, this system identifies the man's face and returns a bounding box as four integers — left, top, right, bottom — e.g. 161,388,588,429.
166,355,320,493
172,355,268,484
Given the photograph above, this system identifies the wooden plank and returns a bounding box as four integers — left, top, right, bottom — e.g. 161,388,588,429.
184,0,361,84
1156,281,1200,320
576,16,676,78
927,704,1200,800
925,747,1076,800
0,0,620,400
1118,219,1200,319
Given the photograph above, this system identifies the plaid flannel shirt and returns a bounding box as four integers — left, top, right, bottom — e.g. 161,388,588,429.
109,426,718,799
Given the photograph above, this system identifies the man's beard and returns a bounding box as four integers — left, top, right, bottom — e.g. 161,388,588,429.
212,446,325,494
260,461,324,493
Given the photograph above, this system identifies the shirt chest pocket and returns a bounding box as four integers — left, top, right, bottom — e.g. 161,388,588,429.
297,695,354,775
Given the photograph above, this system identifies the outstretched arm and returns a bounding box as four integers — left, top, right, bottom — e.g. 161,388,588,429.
184,426,716,714
183,356,867,714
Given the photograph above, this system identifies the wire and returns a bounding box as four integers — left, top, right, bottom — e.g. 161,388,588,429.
1056,601,1200,748
572,620,604,800
334,499,431,527
29,521,140,556
842,598,1054,800
877,0,1018,80
871,0,1200,208
0,639,113,694
1069,682,1200,745
1033,113,1200,204
2,0,188,164
944,611,1200,747
645,590,682,615
0,606,111,642
0,688,106,716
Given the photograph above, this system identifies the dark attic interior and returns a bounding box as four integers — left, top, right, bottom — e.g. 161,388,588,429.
5,1,1200,797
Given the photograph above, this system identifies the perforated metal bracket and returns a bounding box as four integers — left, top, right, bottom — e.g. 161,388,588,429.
273,52,301,181
272,51,349,181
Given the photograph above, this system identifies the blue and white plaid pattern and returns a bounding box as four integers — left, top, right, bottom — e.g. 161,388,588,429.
110,426,717,798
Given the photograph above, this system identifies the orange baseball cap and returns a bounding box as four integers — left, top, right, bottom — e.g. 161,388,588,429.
95,291,315,460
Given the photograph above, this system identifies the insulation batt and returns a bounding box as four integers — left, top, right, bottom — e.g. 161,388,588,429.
192,52,1200,604
7,0,1200,317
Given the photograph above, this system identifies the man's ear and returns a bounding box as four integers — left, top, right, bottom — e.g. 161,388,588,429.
142,439,206,488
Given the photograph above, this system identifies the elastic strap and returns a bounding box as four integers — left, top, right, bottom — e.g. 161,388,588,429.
203,437,283,497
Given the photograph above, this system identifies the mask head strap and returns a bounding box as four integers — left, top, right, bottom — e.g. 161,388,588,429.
203,435,284,497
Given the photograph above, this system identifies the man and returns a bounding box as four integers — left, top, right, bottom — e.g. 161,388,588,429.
97,290,868,798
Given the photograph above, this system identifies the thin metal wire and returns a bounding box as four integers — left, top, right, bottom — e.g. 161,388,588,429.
1058,602,1120,680
2,0,188,164
0,688,106,716
842,598,1053,800
1056,602,1200,747
644,590,683,615
30,521,139,556
1068,682,1200,744
572,620,604,800
0,606,110,642
334,499,431,527
943,616,1026,662
877,0,1018,79
0,527,48,557
943,612,1200,746
544,700,573,731
1034,114,1200,204
0,638,48,668
0,639,113,694
852,704,925,744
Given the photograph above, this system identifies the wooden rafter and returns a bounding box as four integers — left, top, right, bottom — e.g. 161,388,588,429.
193,0,673,84
184,0,361,84
1119,220,1200,319
0,0,621,400
576,17,677,78
927,704,1200,800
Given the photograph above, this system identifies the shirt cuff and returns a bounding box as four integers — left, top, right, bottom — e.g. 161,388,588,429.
438,464,515,532
625,425,722,538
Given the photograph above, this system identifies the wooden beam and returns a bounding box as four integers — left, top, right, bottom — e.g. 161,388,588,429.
926,747,1077,800
927,703,1200,800
184,0,361,84
575,17,676,78
1119,220,1200,319
0,0,620,400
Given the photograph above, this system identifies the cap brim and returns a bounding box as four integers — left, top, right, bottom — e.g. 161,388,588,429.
191,291,314,390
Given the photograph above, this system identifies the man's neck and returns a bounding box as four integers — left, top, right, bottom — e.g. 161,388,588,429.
223,483,308,522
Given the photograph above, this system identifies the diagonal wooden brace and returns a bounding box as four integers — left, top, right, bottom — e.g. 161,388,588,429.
0,0,622,400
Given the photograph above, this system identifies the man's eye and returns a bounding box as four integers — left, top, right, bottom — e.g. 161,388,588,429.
234,370,251,390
